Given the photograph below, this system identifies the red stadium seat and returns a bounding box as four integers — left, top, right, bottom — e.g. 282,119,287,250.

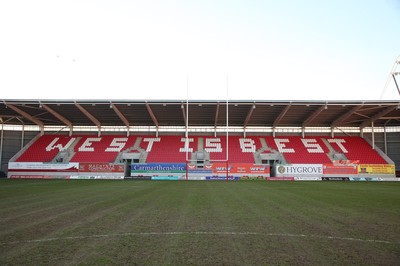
16,135,76,162
327,136,387,164
264,136,331,164
142,136,190,163
70,135,136,163
15,134,388,165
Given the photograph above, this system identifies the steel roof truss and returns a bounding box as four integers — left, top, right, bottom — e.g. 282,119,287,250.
331,105,363,128
302,105,326,127
75,103,101,134
145,102,159,128
360,105,397,129
273,104,291,127
5,104,44,134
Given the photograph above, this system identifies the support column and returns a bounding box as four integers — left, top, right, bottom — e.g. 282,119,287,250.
371,122,375,149
0,123,3,173
21,124,25,150
384,126,387,154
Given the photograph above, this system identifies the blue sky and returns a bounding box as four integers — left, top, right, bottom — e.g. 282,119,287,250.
0,0,399,100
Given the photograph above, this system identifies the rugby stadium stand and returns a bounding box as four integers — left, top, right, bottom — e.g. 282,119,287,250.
1,100,399,180
13,134,392,165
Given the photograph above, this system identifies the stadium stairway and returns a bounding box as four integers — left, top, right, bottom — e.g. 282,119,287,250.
115,137,148,163
52,137,81,163
264,136,332,164
327,136,389,164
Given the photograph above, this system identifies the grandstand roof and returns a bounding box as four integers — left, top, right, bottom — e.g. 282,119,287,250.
1,100,400,129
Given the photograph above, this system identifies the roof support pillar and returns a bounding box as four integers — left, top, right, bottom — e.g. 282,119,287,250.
21,123,25,150
214,102,220,137
384,126,387,154
181,104,187,135
0,123,3,172
15,117,25,149
371,121,375,149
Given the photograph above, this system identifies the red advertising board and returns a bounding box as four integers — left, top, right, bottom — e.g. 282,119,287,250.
231,163,270,174
203,163,230,173
323,164,358,175
203,163,269,174
332,160,359,165
79,163,124,173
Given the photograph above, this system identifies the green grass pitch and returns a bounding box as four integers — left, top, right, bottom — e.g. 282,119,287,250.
0,179,399,265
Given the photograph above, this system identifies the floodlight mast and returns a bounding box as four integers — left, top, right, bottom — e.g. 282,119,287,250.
392,72,400,97
380,55,400,99
184,75,230,181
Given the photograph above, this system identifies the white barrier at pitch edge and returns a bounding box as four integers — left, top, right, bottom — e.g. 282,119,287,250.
70,175,124,180
294,177,322,181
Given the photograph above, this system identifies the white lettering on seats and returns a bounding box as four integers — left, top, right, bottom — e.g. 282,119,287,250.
239,138,256,152
180,138,194,152
301,139,324,153
78,138,101,152
105,138,128,152
143,138,160,152
327,139,348,153
205,138,222,152
46,137,76,151
274,139,295,153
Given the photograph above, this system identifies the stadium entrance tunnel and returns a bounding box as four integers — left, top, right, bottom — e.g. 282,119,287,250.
124,159,131,178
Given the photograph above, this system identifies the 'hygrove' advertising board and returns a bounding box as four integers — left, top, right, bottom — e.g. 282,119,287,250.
275,164,323,177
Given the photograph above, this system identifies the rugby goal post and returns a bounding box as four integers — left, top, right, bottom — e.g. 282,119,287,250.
184,75,230,181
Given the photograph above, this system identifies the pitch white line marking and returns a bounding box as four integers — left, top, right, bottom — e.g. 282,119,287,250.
0,231,396,245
